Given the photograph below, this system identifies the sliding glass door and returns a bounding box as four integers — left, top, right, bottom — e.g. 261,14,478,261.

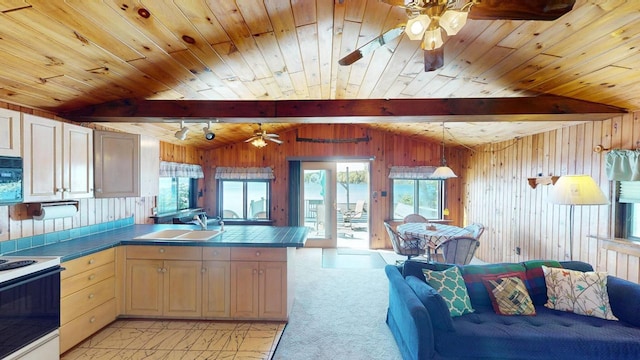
300,162,337,248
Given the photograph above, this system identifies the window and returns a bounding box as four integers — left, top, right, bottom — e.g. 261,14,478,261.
615,181,640,241
219,180,270,220
158,177,195,214
392,179,443,220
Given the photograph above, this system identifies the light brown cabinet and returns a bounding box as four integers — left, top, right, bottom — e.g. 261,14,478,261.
125,246,202,317
93,130,159,198
22,115,93,201
202,247,231,318
0,108,21,157
60,249,117,354
230,247,288,320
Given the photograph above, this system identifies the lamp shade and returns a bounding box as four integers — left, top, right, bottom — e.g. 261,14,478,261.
548,175,608,205
431,165,457,180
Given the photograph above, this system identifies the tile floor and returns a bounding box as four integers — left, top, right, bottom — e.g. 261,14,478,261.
61,319,286,360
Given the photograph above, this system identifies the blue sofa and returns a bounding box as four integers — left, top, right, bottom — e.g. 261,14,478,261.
385,260,640,360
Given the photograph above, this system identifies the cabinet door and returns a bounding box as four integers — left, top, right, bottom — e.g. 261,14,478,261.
0,108,20,157
230,261,259,318
259,262,287,319
125,259,163,316
94,130,139,198
22,114,62,201
163,260,202,317
202,260,230,318
62,123,93,199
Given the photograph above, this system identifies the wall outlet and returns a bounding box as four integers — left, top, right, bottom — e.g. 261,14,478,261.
515,247,521,255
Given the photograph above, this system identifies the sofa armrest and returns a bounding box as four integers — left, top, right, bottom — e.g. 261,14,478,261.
607,275,640,327
385,265,435,360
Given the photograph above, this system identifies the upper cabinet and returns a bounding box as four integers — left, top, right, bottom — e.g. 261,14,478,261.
0,108,21,157
22,114,93,202
94,130,159,198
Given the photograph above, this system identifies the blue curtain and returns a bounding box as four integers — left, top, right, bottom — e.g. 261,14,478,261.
606,150,640,181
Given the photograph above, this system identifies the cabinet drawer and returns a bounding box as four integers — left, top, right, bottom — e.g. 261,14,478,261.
61,248,115,279
61,277,115,325
203,247,230,261
60,298,117,354
61,262,114,298
230,247,286,261
126,245,202,260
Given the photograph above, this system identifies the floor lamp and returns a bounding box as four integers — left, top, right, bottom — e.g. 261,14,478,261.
548,175,608,260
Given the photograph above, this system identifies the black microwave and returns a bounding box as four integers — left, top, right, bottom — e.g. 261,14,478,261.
0,156,23,205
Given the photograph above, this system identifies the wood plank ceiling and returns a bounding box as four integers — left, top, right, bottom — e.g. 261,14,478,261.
0,0,637,149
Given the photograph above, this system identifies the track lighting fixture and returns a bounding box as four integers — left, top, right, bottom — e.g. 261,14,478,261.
174,121,189,140
203,121,215,141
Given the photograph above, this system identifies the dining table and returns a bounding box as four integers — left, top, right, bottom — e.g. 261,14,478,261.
396,222,472,261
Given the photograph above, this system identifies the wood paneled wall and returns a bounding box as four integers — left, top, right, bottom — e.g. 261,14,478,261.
460,111,640,282
200,124,459,249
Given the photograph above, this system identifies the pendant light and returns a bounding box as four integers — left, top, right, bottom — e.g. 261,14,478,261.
431,122,457,180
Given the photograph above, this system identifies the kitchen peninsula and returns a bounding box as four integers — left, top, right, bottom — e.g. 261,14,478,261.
6,224,307,354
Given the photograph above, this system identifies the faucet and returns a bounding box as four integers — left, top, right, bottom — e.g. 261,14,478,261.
193,213,207,230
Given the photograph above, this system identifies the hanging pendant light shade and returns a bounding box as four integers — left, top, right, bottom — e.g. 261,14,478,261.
431,122,457,180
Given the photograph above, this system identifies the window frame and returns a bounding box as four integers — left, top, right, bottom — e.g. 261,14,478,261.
390,178,445,221
157,177,197,215
217,179,272,221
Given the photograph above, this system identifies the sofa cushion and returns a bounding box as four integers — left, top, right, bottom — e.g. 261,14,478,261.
521,260,563,305
608,275,640,327
460,263,527,307
423,266,474,317
402,260,451,279
406,275,454,331
435,306,640,359
542,266,618,321
482,273,535,316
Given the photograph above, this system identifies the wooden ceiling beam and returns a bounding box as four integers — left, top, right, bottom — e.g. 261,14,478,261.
62,96,626,123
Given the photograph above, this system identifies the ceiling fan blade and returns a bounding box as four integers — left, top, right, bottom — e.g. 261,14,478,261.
245,136,259,142
469,0,576,21
338,26,405,66
268,138,284,144
424,47,444,72
264,133,280,138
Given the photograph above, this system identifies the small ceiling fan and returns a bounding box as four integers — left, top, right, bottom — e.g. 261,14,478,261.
245,123,283,147
338,0,576,72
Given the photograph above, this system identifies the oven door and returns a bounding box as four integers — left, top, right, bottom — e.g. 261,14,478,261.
0,266,62,358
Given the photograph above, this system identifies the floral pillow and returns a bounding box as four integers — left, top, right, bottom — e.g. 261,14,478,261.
542,265,618,320
423,266,474,317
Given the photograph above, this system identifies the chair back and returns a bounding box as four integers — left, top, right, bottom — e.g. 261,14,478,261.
384,222,424,259
403,214,429,223
438,236,480,265
464,223,485,239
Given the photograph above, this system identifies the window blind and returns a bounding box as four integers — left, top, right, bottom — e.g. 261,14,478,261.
214,167,274,180
619,181,640,203
388,166,437,179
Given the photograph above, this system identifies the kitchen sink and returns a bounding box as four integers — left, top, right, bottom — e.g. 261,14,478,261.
134,229,223,241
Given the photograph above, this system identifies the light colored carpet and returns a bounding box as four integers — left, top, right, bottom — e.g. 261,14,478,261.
273,248,402,360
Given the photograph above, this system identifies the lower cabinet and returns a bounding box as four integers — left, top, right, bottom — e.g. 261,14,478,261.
230,248,288,320
125,246,202,318
60,249,117,354
202,247,231,318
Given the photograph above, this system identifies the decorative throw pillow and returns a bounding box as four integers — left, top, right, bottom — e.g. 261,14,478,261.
423,266,474,317
542,265,618,320
481,273,536,316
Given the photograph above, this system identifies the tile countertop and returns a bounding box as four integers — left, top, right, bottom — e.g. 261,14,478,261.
6,224,309,262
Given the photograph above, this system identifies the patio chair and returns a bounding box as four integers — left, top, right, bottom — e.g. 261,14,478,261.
463,223,485,240
384,222,425,263
436,236,480,265
403,213,429,223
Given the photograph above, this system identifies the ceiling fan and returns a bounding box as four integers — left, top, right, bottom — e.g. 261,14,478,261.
338,0,576,72
245,123,283,147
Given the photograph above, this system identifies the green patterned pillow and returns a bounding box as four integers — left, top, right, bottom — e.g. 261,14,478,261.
542,266,618,320
423,266,474,317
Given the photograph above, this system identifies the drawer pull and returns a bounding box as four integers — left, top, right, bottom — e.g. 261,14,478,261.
88,259,95,265
259,269,264,275
253,269,258,275
159,248,165,253
88,293,95,299
162,268,167,273
255,251,261,257
88,274,96,281
157,268,163,273
213,251,219,256
89,316,96,323
201,268,206,273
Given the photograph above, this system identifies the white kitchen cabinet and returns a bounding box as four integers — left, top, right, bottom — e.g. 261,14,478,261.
0,108,21,157
93,130,159,198
22,114,93,202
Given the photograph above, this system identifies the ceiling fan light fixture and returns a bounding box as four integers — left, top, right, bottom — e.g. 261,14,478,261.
405,14,431,40
251,137,268,148
439,10,468,36
422,27,443,50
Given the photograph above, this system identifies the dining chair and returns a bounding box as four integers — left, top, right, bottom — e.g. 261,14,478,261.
464,223,485,240
384,222,425,263
403,213,429,223
435,236,480,265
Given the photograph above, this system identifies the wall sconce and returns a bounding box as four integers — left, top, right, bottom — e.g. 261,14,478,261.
174,121,189,140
